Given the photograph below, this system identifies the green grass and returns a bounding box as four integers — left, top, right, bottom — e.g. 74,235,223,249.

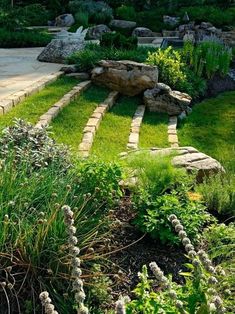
139,110,169,148
92,96,139,160
0,76,78,131
51,85,109,152
178,91,235,172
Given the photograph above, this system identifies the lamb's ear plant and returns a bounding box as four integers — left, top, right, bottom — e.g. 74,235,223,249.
62,205,89,314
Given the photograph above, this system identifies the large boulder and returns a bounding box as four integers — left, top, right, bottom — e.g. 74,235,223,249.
144,83,192,115
109,19,136,30
37,27,87,63
91,60,158,96
55,14,75,27
163,15,180,26
132,27,154,37
87,24,111,39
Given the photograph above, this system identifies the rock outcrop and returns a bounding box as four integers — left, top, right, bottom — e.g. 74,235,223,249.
87,24,111,39
91,60,158,96
132,27,154,37
37,27,87,63
55,14,75,27
144,83,192,115
109,19,136,30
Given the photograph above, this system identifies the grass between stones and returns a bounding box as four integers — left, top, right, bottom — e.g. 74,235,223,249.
178,91,235,172
51,85,110,152
92,96,139,160
139,111,169,148
0,76,78,131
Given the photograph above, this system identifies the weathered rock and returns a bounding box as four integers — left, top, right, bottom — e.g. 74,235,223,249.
109,19,136,30
55,14,75,27
66,72,90,80
38,27,87,63
200,22,213,29
87,24,111,39
172,149,224,182
60,64,77,73
144,83,192,115
163,15,180,26
132,27,153,37
91,60,158,96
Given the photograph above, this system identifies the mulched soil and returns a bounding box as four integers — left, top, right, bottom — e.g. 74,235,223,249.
108,196,187,299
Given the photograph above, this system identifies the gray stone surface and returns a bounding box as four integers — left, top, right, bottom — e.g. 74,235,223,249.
110,19,136,29
92,60,158,96
144,83,192,115
87,24,111,39
55,14,75,27
0,48,62,101
38,27,88,63
132,27,154,37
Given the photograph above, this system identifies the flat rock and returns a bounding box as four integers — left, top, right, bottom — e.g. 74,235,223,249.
92,60,158,96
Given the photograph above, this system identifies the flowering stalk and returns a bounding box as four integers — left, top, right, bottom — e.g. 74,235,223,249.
115,296,130,314
39,291,58,314
168,214,227,314
149,262,187,314
62,205,88,314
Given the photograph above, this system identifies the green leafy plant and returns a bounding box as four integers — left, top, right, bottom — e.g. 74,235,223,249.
183,41,233,79
100,32,138,50
74,11,89,28
116,5,137,21
126,215,230,313
67,43,155,71
196,173,235,216
0,28,52,48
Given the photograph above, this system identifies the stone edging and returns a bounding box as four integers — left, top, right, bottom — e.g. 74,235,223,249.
127,105,145,150
78,91,119,157
35,81,91,128
168,116,179,148
0,71,63,116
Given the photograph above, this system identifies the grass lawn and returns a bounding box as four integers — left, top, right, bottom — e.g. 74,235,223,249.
139,110,169,148
0,76,78,131
92,96,139,160
51,85,109,152
178,91,235,172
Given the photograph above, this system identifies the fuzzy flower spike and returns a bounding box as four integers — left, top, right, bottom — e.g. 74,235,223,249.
39,291,58,314
62,205,89,314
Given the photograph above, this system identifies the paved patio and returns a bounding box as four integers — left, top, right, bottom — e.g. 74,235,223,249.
0,48,63,100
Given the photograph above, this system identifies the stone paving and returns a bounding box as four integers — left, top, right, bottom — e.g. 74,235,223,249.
0,48,63,103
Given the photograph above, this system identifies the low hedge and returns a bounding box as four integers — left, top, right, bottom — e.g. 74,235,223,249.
0,28,52,48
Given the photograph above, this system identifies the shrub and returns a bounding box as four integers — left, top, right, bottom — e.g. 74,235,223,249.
0,119,122,313
147,46,206,98
19,4,50,26
133,192,210,245
178,6,235,28
196,173,235,216
69,0,113,24
67,43,156,71
116,5,136,21
126,153,211,245
100,32,138,50
0,28,52,48
74,11,89,28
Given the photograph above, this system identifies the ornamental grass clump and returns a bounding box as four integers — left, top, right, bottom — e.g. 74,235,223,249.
62,205,89,314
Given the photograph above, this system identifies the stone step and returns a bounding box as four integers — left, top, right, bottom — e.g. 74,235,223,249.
78,91,119,157
35,80,91,128
127,105,146,150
